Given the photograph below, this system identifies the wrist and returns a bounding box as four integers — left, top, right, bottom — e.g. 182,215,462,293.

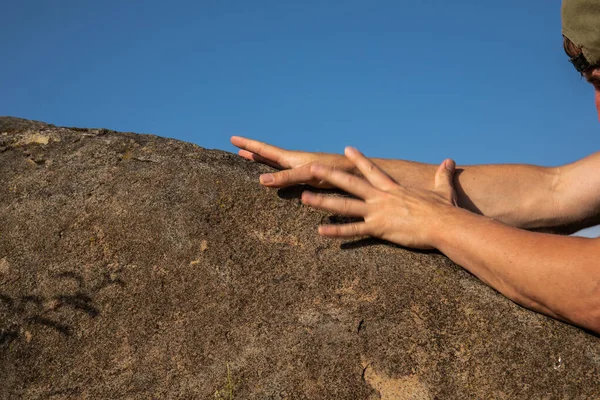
428,205,473,250
333,155,359,175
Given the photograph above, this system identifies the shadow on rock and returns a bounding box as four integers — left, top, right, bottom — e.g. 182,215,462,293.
0,270,126,346
339,237,441,255
277,185,347,200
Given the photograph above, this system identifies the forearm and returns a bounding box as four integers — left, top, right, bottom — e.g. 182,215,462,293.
368,158,561,229
431,207,600,333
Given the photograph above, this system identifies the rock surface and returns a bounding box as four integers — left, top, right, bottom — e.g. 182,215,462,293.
0,116,599,399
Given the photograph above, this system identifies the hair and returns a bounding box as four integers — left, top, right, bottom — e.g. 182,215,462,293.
563,36,599,77
563,35,582,58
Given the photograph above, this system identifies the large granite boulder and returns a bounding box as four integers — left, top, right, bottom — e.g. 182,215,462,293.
0,117,598,399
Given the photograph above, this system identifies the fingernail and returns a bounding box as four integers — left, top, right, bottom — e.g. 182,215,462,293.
445,159,455,171
260,174,274,184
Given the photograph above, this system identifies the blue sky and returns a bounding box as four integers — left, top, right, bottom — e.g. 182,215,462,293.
1,0,598,236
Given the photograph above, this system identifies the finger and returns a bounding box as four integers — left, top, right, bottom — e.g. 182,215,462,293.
230,136,288,166
434,159,458,204
259,163,314,187
301,191,368,217
318,222,369,238
344,147,397,190
309,164,374,199
238,149,283,169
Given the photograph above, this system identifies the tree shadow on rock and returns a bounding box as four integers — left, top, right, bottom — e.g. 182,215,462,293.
0,270,126,347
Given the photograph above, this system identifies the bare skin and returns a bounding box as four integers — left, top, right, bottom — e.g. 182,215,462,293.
229,73,600,334
583,68,600,118
231,136,600,232
298,148,600,333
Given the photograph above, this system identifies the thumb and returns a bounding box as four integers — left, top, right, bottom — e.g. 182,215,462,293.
434,159,457,204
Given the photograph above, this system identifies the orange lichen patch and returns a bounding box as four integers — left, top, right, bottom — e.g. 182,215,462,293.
362,360,432,400
44,299,62,312
250,229,301,247
19,133,50,145
335,278,379,304
335,278,360,296
190,240,209,265
121,150,133,160
0,258,9,275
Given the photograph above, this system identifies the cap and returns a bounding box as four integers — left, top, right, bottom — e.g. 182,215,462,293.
562,0,600,72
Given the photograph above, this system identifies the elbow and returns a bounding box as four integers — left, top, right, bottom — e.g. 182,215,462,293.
564,300,600,335
578,280,600,334
582,307,600,335
517,166,563,230
513,290,600,334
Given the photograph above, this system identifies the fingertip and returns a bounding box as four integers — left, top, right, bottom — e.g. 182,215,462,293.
231,136,246,148
344,146,357,156
301,190,313,203
260,174,274,185
237,149,251,160
444,159,456,172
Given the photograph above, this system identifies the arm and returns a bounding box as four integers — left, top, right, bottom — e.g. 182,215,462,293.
359,158,562,230
433,207,600,333
300,148,600,333
231,137,600,232
552,151,600,231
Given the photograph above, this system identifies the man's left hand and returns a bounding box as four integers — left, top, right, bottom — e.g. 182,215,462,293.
301,147,458,249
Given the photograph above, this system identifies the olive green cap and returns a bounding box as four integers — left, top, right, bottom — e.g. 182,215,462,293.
562,0,600,71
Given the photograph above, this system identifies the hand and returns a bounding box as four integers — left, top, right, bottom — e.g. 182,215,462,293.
301,147,458,249
230,136,353,188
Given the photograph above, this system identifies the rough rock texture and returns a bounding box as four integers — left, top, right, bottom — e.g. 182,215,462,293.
0,116,599,399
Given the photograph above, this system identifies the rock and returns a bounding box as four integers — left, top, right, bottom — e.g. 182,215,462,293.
0,117,598,399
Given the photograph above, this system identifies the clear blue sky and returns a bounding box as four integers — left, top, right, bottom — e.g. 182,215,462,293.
2,0,598,236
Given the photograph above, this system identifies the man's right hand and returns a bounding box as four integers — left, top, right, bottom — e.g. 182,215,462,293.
230,136,354,188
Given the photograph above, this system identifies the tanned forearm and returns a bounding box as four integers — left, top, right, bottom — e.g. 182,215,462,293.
431,207,600,333
361,158,561,230
231,136,581,231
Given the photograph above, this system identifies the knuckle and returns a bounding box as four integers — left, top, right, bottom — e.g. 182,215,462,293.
301,164,314,179
380,191,394,201
345,174,354,187
342,198,351,213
